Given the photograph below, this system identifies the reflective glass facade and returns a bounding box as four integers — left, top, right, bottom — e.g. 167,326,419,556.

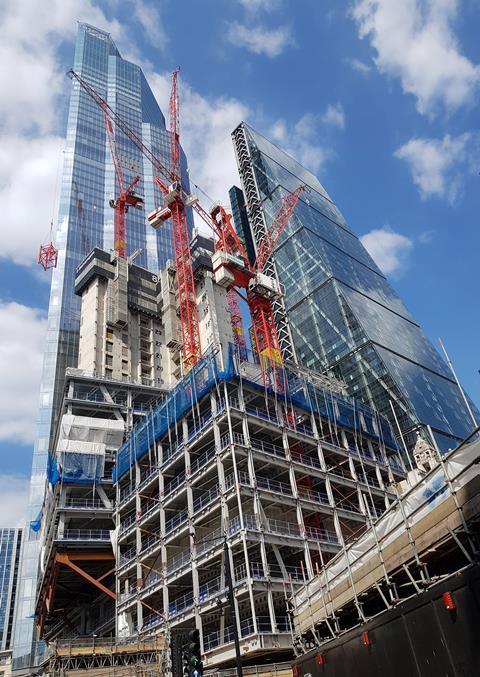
13,24,191,667
232,122,478,455
0,529,22,651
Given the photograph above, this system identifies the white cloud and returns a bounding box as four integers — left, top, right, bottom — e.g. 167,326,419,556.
351,0,480,114
322,103,346,129
270,113,329,174
0,135,65,266
347,57,372,74
238,0,281,11
226,22,294,57
394,133,474,202
0,476,29,528
0,0,161,267
0,0,124,135
132,0,168,49
360,228,413,274
0,302,47,444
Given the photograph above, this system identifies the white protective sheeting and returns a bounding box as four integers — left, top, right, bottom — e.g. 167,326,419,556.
58,414,124,448
293,437,480,622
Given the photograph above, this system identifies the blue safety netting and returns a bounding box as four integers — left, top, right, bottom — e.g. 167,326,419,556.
30,510,42,532
47,453,59,486
59,451,104,484
114,347,236,482
113,345,398,483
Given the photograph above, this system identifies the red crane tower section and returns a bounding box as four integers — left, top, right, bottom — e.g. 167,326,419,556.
38,241,58,271
157,69,201,369
104,116,143,258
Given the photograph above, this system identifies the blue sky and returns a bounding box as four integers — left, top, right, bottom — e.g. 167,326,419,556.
0,0,479,523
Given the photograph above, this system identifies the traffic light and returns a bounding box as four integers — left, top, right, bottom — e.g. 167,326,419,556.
188,628,203,675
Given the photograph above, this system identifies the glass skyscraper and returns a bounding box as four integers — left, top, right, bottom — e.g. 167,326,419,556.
0,529,22,652
231,122,478,455
13,24,191,668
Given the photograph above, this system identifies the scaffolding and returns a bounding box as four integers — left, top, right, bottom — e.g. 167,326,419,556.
114,347,405,670
48,635,166,676
36,368,163,643
290,431,480,653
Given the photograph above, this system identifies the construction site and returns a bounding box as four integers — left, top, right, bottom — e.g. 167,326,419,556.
27,24,480,677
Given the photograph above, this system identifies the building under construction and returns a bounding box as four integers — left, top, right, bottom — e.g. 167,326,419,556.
114,346,405,670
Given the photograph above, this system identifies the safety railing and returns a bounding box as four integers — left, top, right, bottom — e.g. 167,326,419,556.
62,497,110,510
245,404,279,425
231,431,246,447
162,440,184,467
188,411,213,441
190,443,217,475
167,548,191,575
267,518,301,539
198,575,223,603
119,546,136,567
357,473,381,489
139,499,159,521
285,418,314,438
290,449,323,471
141,612,163,631
215,397,227,415
140,532,161,553
328,465,353,480
164,471,186,498
118,588,137,604
256,475,293,498
60,529,111,541
165,509,188,535
269,563,305,582
195,527,224,558
169,590,194,618
119,512,136,535
224,470,251,491
304,525,339,545
250,437,285,460
193,484,220,514
139,465,158,490
296,485,330,505
142,570,163,591
119,483,136,505
203,626,234,651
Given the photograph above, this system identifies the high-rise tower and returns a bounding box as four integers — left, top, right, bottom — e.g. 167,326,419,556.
13,24,191,669
231,122,478,455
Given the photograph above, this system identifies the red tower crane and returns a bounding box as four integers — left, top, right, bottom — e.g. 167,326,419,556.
68,68,201,370
211,185,304,375
68,68,303,380
67,70,143,259
104,116,144,258
149,69,202,370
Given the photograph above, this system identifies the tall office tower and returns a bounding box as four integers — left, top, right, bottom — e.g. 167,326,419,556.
231,123,478,455
13,23,191,669
0,529,22,652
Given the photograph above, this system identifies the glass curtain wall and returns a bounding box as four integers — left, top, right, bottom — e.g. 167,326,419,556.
231,122,478,455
